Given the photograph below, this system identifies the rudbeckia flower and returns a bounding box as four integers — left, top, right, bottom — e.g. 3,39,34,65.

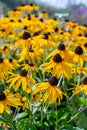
39,11,49,19
41,54,72,79
33,76,65,104
46,43,73,62
5,58,19,70
14,31,32,49
0,45,11,55
0,58,12,77
22,62,38,73
18,45,43,63
7,70,35,91
72,46,87,67
0,90,22,114
73,77,87,96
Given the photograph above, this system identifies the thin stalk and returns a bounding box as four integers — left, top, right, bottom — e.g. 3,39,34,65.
56,74,63,130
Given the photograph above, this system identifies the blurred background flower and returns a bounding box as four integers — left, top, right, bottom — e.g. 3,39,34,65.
0,0,87,25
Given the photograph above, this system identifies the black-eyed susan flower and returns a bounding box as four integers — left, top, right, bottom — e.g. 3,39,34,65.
14,31,31,49
41,54,72,79
18,45,43,63
0,90,22,114
33,76,65,104
22,62,38,73
39,11,49,19
72,46,87,67
46,43,73,62
5,58,19,70
73,77,87,96
0,58,12,77
7,70,35,91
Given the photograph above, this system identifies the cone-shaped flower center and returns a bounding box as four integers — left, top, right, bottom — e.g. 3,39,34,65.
3,46,8,51
27,14,31,20
22,31,31,40
53,54,62,63
20,70,27,77
48,76,58,86
58,43,65,50
84,32,87,37
9,58,13,63
33,32,40,37
84,43,87,48
23,26,28,30
54,27,59,32
74,46,83,55
43,33,49,39
0,58,3,63
0,92,6,101
82,77,87,85
28,62,34,66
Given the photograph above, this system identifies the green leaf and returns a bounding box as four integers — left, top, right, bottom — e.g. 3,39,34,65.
63,125,84,130
14,112,28,120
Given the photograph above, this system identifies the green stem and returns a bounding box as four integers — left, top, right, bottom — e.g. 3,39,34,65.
41,101,44,129
56,103,58,130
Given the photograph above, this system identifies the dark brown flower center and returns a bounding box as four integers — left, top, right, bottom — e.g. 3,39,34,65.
20,70,27,77
48,76,58,86
29,3,33,6
42,11,46,13
39,18,44,22
9,58,13,63
28,62,34,66
84,32,87,37
43,33,49,39
82,77,87,85
3,46,8,51
78,33,82,36
33,32,40,37
10,19,14,22
53,18,57,21
74,46,83,55
18,19,22,22
84,43,87,48
54,27,59,32
1,29,5,32
0,58,3,63
13,8,17,11
53,54,62,63
0,92,6,101
22,31,31,40
58,43,65,50
23,26,28,30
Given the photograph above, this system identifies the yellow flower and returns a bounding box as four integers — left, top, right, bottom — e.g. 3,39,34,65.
22,62,38,73
39,11,49,19
7,70,35,91
8,9,22,17
5,58,19,70
0,45,11,55
46,43,73,62
0,58,12,77
72,46,87,67
0,90,22,114
73,77,87,96
17,45,43,63
33,76,65,104
41,54,72,79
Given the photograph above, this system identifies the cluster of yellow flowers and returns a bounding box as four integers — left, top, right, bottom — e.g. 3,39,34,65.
0,3,87,114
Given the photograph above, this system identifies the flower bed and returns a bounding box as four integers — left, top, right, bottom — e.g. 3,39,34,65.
0,3,87,130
